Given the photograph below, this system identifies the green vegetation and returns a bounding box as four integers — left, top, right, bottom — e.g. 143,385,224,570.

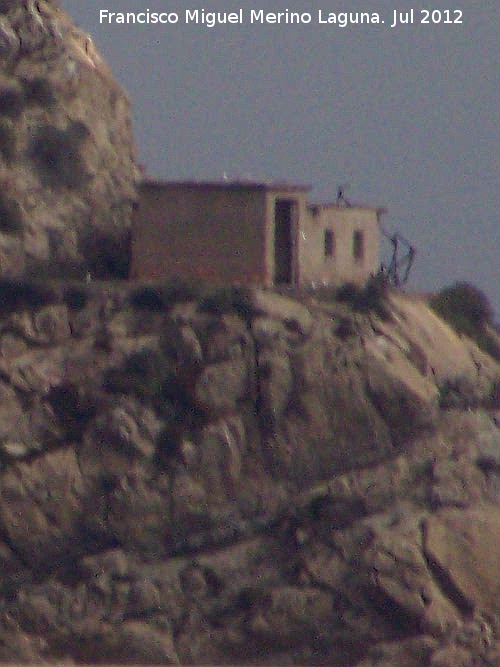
80,231,130,280
0,120,15,163
430,282,500,360
335,317,356,339
47,382,98,439
29,123,87,190
130,282,256,319
63,285,89,311
103,335,201,416
0,279,57,315
0,87,24,118
130,285,165,311
103,348,171,403
311,274,391,319
22,77,55,107
0,194,23,234
334,274,391,319
198,285,254,320
129,281,203,312
154,421,183,466
103,337,204,470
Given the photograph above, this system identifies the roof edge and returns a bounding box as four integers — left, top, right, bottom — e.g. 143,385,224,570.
139,178,312,192
308,202,387,215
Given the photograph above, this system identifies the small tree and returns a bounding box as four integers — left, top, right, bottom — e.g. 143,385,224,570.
430,282,494,334
430,282,500,360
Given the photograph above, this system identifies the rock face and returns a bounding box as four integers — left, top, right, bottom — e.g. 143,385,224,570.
0,283,499,665
0,1,138,279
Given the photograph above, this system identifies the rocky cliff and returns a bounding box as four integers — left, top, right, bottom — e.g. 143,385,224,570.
0,1,138,280
0,280,499,666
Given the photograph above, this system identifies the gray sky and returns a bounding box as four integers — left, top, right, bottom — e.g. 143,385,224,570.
61,1,500,314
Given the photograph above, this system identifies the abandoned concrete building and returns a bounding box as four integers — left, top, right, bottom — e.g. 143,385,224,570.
130,180,385,287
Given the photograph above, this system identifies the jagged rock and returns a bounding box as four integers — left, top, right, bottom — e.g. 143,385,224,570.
252,315,289,348
386,294,480,387
4,304,71,346
0,628,48,663
0,1,138,280
298,454,417,524
0,332,27,357
0,380,27,445
78,397,162,486
33,303,70,344
127,577,161,617
114,621,179,664
97,398,161,458
196,314,250,363
195,415,246,500
0,448,86,570
364,352,438,439
175,324,203,364
0,388,59,460
102,469,171,555
423,508,500,615
7,347,64,392
257,349,293,423
430,457,485,508
251,289,313,337
246,585,337,652
171,472,208,522
362,509,462,636
0,285,496,664
355,636,439,667
6,310,37,341
195,359,248,415
79,548,129,582
430,645,475,667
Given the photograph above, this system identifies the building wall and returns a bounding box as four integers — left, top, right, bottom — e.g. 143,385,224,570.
300,206,381,286
130,183,269,284
130,181,381,288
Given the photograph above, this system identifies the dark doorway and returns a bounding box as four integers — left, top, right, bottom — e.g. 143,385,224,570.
353,229,365,261
274,199,296,285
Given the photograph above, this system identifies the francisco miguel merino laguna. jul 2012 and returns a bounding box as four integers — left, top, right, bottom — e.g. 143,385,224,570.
99,9,388,27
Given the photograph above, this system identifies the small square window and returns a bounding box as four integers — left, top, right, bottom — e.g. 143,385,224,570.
324,229,335,258
353,230,364,261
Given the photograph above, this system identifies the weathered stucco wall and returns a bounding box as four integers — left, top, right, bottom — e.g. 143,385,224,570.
301,205,381,286
130,183,268,284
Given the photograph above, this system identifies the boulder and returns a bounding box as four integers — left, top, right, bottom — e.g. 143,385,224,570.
0,448,86,570
256,349,293,423
423,508,500,616
196,415,246,499
33,304,71,344
429,645,475,667
355,636,438,667
250,289,313,338
116,621,179,664
362,510,462,636
8,347,65,392
195,358,249,415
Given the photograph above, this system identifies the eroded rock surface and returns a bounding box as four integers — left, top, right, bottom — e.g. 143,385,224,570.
0,285,498,665
0,1,138,280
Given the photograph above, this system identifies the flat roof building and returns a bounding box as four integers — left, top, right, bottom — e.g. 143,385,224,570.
130,179,384,287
